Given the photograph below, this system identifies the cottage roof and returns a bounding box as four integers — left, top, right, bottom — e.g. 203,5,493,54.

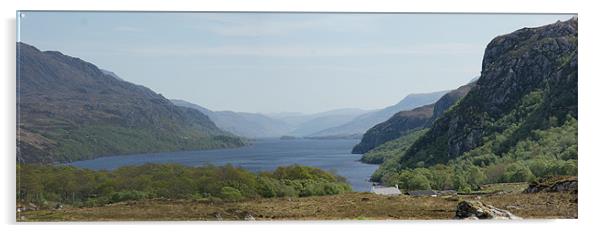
371,186,401,196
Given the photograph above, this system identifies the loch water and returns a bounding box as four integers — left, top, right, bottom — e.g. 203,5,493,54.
69,139,379,191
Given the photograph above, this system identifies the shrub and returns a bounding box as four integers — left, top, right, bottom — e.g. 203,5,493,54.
220,186,243,201
110,190,149,203
502,162,535,182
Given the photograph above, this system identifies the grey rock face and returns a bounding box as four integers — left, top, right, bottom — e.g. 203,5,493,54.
400,18,577,167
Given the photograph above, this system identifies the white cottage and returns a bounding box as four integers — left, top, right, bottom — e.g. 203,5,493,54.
370,184,402,196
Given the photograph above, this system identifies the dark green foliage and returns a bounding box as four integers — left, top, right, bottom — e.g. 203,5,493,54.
256,176,297,198
360,129,427,164
269,164,343,182
501,162,535,183
16,164,351,207
352,105,434,154
220,187,243,201
110,190,150,203
373,117,577,192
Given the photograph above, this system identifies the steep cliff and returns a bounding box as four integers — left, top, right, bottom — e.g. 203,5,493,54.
400,18,577,168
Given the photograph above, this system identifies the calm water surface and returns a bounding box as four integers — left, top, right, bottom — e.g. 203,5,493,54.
69,139,378,191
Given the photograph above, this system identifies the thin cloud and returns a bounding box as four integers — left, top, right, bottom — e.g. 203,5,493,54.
190,14,388,37
124,43,483,57
114,26,144,32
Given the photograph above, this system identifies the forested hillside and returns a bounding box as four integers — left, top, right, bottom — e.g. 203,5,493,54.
366,18,577,192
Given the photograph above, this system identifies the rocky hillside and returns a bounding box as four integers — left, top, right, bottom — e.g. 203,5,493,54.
17,43,245,163
352,83,473,154
351,105,434,154
399,17,578,168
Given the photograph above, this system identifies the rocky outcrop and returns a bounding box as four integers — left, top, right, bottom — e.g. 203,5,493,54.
455,200,522,220
524,176,577,193
400,17,578,168
426,83,475,126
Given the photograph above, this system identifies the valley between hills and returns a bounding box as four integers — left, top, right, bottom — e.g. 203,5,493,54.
17,17,578,221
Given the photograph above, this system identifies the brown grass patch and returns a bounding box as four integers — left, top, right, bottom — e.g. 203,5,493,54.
19,191,577,221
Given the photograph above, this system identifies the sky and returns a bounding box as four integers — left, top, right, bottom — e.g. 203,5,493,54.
17,12,575,114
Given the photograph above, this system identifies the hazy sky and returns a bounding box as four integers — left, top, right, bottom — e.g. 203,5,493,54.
18,12,574,114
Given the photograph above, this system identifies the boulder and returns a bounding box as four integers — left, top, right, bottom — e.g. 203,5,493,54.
213,212,223,221
244,213,255,221
455,200,522,220
524,176,577,193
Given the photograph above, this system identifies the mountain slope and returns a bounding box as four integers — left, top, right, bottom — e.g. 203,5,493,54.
171,99,291,138
17,43,245,163
352,83,473,154
352,105,434,154
400,18,578,168
310,91,448,137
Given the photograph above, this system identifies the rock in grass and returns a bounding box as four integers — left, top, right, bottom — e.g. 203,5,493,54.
455,200,522,220
244,213,255,221
524,176,577,193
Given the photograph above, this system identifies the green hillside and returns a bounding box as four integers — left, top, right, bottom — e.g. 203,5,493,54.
17,43,245,163
366,18,577,192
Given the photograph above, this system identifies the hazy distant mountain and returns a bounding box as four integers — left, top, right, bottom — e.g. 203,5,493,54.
17,43,244,163
171,100,373,138
310,91,448,137
270,108,372,136
285,109,373,136
265,112,305,119
171,99,291,138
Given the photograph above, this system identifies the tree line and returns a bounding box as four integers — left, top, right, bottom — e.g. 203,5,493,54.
17,163,351,208
372,116,577,192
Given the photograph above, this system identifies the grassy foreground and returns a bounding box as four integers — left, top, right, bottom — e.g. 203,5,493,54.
18,190,577,221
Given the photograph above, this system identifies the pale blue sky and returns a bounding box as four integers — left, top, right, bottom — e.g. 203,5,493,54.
17,12,574,114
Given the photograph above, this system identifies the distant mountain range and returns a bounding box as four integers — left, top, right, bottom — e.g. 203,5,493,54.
309,91,448,137
17,42,245,163
270,108,373,137
171,91,447,139
171,100,372,138
171,99,291,138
